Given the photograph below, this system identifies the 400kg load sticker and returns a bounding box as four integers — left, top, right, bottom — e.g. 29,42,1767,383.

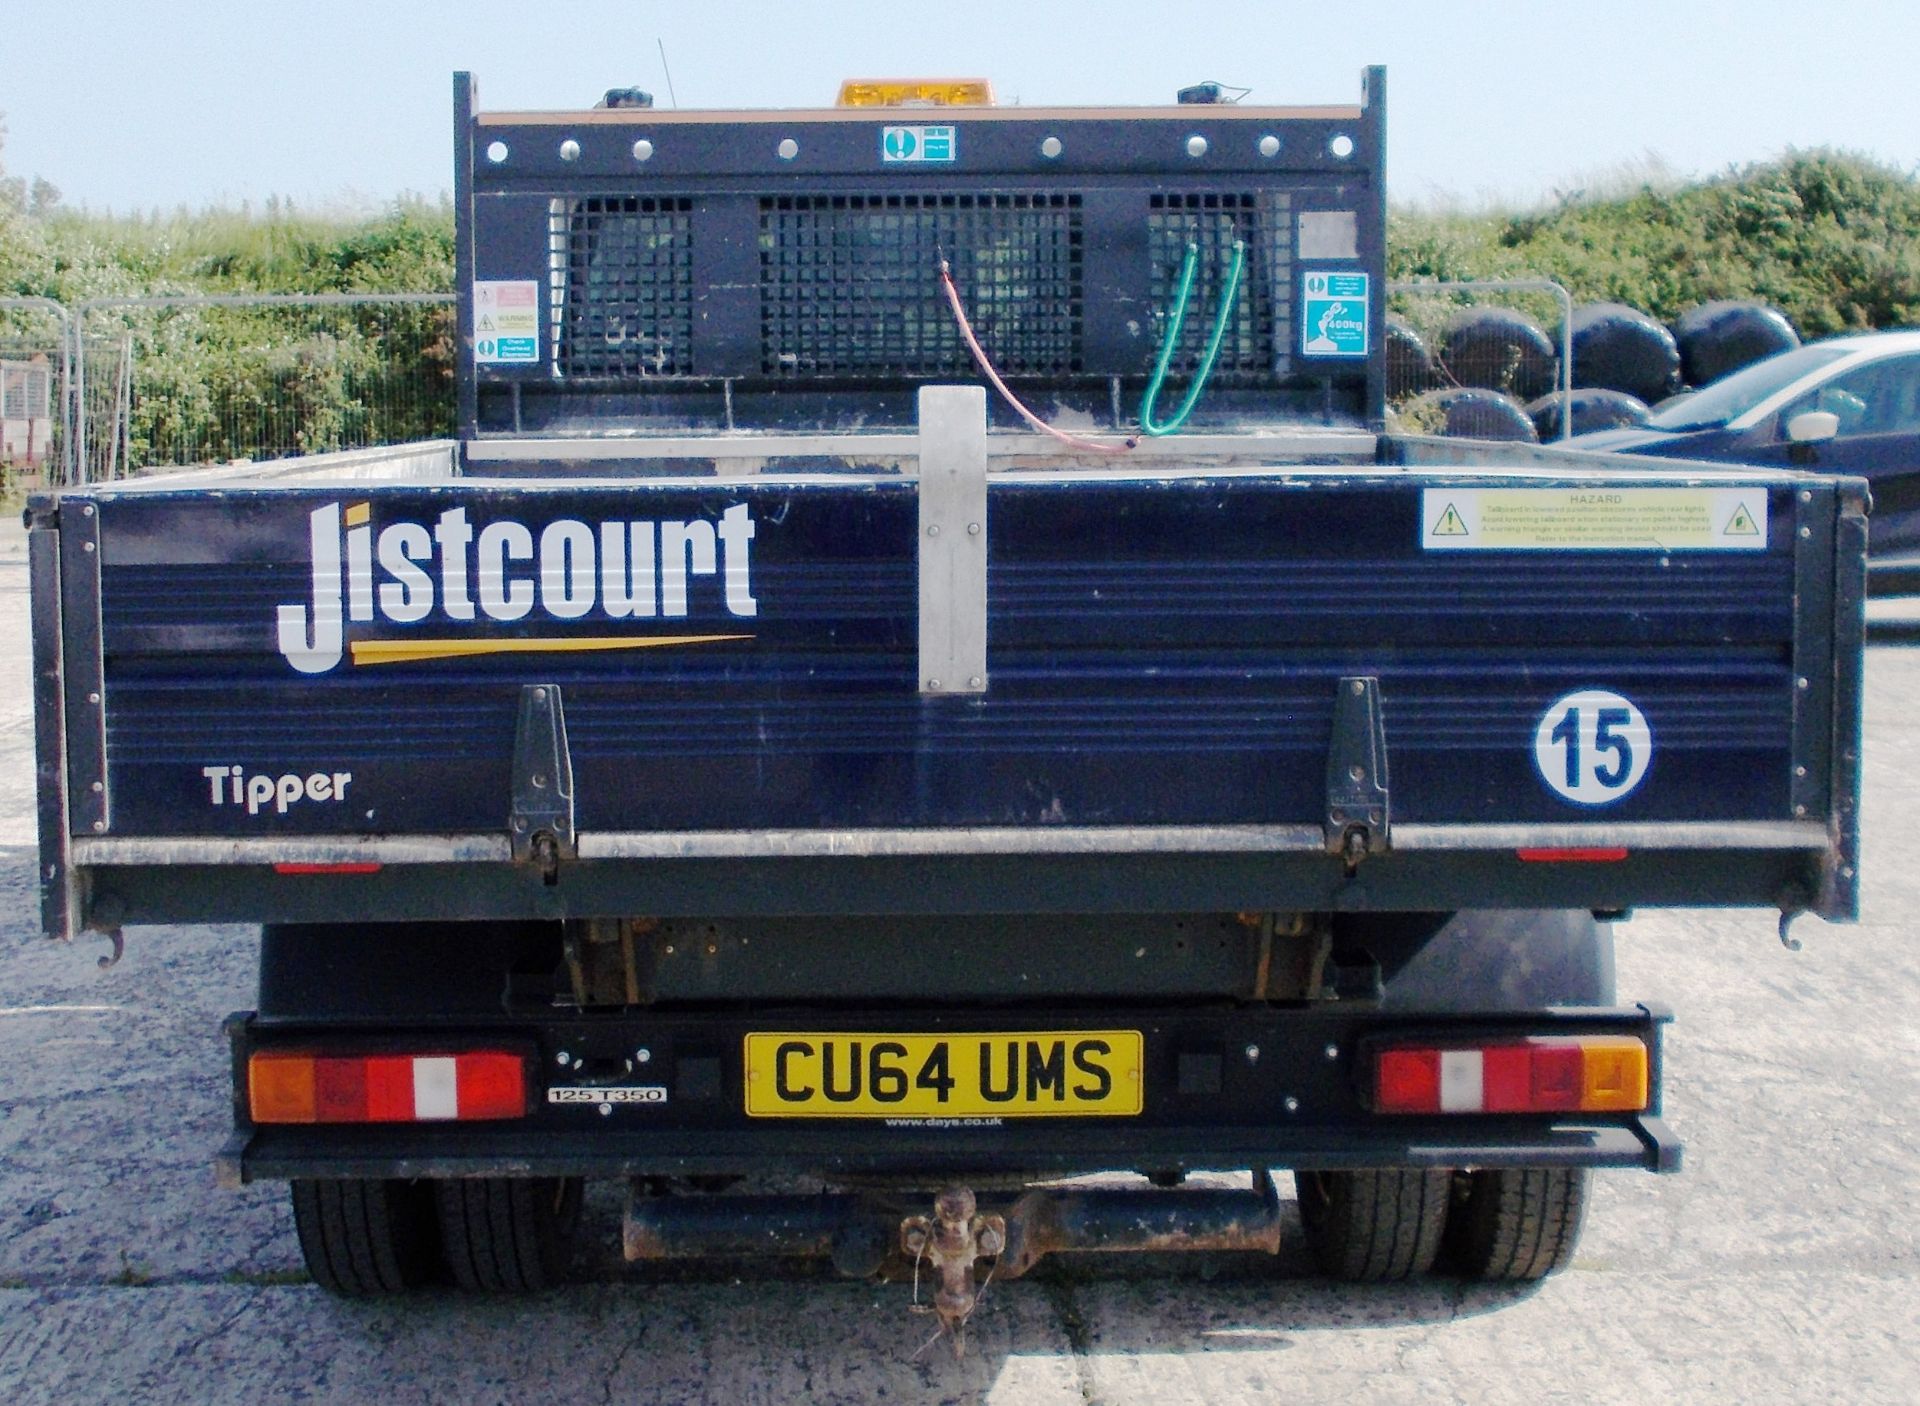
1301,271,1369,357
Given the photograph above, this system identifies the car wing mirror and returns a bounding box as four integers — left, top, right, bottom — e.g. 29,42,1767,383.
1787,410,1840,444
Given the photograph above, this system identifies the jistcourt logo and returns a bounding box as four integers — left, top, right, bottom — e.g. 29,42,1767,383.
276,501,759,674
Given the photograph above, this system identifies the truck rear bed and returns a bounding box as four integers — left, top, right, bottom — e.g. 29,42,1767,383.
20,66,1876,1313
31,424,1864,938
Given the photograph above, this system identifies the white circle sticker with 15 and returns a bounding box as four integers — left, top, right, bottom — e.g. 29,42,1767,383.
1533,689,1652,805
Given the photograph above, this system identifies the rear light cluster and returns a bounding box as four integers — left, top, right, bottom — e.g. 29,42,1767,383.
249,1051,528,1124
1373,1036,1648,1115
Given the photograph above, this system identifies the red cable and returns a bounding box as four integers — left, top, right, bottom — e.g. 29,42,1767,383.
938,263,1136,456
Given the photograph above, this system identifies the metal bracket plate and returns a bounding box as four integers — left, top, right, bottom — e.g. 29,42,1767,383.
59,500,109,837
511,683,576,867
1325,675,1390,859
29,516,80,941
917,386,989,695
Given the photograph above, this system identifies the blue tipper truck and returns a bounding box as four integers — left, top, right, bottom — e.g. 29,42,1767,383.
28,70,1865,1342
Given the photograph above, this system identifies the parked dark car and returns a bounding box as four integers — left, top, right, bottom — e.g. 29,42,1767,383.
1574,331,1920,556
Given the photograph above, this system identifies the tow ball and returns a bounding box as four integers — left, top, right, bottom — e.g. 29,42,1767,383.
623,1172,1285,1360
901,1187,1006,1359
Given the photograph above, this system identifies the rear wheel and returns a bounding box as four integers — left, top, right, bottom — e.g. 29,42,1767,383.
290,1178,439,1296
1296,1168,1450,1281
435,1177,583,1292
1443,1167,1589,1281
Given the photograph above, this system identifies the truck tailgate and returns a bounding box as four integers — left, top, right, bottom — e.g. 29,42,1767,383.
36,463,1864,929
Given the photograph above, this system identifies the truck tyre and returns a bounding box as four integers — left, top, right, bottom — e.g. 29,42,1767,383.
435,1177,583,1292
1296,1168,1450,1281
1443,1167,1589,1280
290,1178,439,1296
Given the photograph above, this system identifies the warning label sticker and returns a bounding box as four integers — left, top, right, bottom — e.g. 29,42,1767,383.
881,125,956,163
1421,488,1770,551
473,280,540,364
1301,271,1370,358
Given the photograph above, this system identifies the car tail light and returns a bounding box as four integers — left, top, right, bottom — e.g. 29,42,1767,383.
248,1051,528,1124
1373,1036,1648,1115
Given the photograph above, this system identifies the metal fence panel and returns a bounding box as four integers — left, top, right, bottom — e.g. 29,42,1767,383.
0,297,75,485
1386,279,1573,439
74,293,456,480
75,333,133,482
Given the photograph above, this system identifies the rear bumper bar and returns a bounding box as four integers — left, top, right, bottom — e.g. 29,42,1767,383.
218,1003,1680,1186
222,1117,1680,1188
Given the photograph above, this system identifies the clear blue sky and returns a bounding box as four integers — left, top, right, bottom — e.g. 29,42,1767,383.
7,1,1920,212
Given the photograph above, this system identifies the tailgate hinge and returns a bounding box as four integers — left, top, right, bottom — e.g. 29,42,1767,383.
1325,675,1390,865
511,683,576,880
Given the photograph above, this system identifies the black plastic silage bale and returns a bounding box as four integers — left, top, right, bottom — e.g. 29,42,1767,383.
1672,301,1800,387
1408,387,1540,442
1438,308,1559,400
1568,302,1682,404
1385,315,1437,399
1524,388,1651,440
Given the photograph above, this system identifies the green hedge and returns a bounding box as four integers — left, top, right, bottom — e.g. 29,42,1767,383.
5,151,1920,467
2,198,456,468
1390,150,1920,337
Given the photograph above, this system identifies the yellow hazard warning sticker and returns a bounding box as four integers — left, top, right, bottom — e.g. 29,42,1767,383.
1421,488,1770,551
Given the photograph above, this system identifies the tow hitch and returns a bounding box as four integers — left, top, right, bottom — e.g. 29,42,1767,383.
902,1187,1006,1358
624,1172,1285,1358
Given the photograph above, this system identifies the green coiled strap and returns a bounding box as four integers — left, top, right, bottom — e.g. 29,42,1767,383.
1140,238,1247,437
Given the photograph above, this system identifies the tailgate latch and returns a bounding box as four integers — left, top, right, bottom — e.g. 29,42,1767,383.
511,683,576,881
917,385,989,696
1325,675,1390,866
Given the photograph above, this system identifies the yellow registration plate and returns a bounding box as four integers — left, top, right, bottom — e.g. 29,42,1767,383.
743,1031,1143,1118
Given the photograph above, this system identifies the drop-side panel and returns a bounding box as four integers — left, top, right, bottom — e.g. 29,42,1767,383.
85,474,1800,839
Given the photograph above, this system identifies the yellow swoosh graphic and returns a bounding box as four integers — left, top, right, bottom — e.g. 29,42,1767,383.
350,634,753,666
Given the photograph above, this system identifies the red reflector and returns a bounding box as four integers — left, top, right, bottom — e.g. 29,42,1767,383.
1515,848,1628,863
313,1058,369,1121
1529,1042,1584,1111
1375,1048,1441,1113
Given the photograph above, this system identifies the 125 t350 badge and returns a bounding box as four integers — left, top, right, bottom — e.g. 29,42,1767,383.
548,1086,668,1106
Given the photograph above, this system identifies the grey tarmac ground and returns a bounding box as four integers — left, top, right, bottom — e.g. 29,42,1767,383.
0,517,1916,1405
